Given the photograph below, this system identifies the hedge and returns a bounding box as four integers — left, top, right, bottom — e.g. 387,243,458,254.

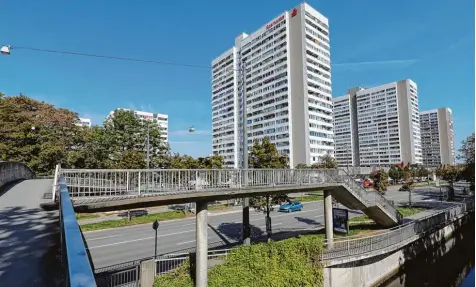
155,235,324,287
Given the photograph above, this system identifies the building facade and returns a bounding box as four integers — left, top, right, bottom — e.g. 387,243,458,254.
420,108,455,166
76,117,92,128
212,3,333,168
334,79,423,167
107,109,169,142
332,87,363,167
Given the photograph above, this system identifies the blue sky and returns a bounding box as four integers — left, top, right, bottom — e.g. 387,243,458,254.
1,0,474,157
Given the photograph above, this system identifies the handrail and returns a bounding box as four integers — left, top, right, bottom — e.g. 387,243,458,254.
0,161,35,188
59,175,97,286
337,168,403,223
320,201,474,260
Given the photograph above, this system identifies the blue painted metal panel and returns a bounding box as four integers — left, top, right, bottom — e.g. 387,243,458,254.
59,176,97,287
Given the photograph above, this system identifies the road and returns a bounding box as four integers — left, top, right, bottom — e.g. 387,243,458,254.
85,188,439,269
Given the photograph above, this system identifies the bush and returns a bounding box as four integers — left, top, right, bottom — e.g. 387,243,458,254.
155,236,324,287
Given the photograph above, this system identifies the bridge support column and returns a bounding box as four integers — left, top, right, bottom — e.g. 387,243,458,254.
242,197,251,245
324,190,334,248
195,201,208,287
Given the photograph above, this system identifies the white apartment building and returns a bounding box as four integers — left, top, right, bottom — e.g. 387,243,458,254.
332,87,364,167
334,80,423,167
212,3,333,168
356,79,422,166
76,118,92,128
420,108,455,166
107,109,169,142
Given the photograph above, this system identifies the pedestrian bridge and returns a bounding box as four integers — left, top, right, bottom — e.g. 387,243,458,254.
58,167,403,227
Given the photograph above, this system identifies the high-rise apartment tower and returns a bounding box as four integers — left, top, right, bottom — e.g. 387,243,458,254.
212,3,333,168
420,108,455,166
334,79,423,167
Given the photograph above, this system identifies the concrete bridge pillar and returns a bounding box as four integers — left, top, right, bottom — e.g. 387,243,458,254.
195,200,208,287
242,197,251,245
324,190,334,248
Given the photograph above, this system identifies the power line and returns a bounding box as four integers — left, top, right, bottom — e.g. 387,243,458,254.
11,45,214,70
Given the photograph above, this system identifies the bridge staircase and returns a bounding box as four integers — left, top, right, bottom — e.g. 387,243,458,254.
325,170,403,227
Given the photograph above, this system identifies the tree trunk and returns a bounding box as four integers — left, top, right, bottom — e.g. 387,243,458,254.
266,194,271,242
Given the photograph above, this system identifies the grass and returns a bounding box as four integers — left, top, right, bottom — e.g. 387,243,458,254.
80,210,193,232
208,204,232,211
75,213,100,220
349,207,427,223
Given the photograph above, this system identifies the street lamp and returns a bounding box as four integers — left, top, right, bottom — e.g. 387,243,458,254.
1,45,11,55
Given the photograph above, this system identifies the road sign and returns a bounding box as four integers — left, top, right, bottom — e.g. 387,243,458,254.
332,208,349,234
152,220,159,230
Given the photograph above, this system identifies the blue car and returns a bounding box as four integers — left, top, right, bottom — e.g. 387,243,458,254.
279,200,303,212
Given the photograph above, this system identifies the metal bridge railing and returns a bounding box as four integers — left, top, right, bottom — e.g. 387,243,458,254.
59,175,97,286
321,201,474,260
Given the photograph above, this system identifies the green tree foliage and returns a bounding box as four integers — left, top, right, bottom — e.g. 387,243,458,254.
311,154,338,169
155,235,324,287
0,93,224,172
458,133,475,190
248,137,289,218
0,93,81,174
370,169,389,193
388,165,403,182
436,165,463,200
249,137,288,169
402,166,414,207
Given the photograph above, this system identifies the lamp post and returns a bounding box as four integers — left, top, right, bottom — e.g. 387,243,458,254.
152,220,159,259
240,62,251,246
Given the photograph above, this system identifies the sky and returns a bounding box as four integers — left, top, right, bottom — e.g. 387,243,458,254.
1,0,474,158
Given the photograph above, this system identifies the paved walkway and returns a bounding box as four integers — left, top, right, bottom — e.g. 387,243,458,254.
0,179,60,286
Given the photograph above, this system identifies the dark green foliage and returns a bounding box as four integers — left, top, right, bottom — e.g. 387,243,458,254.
155,236,324,287
248,137,289,214
370,169,389,193
458,133,475,190
0,93,225,172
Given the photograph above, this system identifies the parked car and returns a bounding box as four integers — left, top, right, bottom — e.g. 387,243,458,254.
279,200,303,212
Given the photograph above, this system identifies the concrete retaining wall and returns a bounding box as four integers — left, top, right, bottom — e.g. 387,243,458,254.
323,212,474,287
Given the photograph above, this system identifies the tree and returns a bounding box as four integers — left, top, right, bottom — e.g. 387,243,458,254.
103,109,168,168
311,154,338,169
388,165,403,183
458,133,475,191
248,137,289,238
117,150,147,169
249,137,288,169
436,165,463,200
402,166,414,207
0,93,81,174
295,163,310,169
370,169,389,194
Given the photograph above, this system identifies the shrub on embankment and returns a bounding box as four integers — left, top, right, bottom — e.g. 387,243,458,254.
155,235,324,287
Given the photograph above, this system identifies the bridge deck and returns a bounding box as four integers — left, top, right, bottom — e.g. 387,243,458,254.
0,179,60,286
72,183,339,211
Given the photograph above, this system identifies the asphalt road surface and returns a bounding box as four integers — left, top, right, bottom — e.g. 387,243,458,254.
85,188,440,269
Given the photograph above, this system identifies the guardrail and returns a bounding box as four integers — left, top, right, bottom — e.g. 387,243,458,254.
61,168,358,198
0,161,35,188
321,201,474,260
58,175,97,286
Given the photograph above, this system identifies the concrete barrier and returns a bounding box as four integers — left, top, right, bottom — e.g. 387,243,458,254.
0,161,35,189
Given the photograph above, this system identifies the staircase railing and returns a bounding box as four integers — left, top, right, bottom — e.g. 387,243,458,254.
328,169,403,223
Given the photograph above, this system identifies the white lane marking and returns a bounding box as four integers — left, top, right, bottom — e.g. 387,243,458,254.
89,229,195,249
177,240,195,245
87,235,121,241
89,210,320,249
